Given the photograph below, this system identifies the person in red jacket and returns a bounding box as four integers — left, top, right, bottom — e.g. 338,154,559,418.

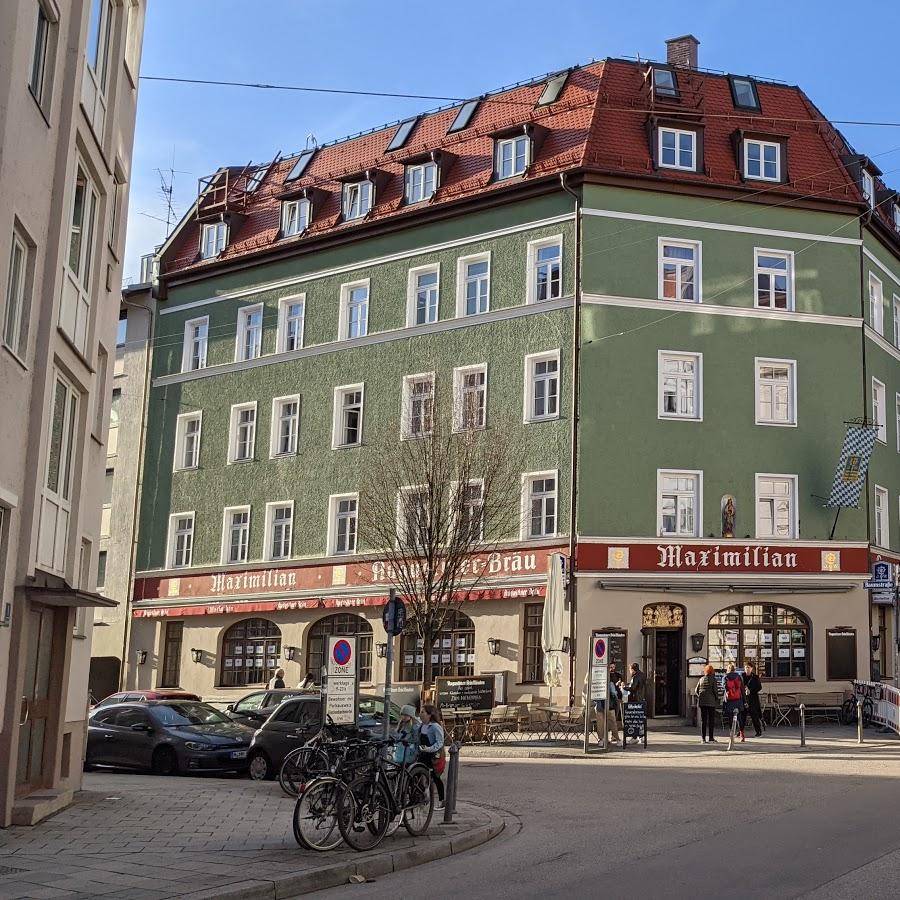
723,663,746,742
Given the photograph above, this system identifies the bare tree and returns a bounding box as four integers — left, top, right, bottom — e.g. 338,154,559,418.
358,402,523,695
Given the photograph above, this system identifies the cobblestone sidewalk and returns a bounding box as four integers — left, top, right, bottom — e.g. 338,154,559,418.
0,773,501,900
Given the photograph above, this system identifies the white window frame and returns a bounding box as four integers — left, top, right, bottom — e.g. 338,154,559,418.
754,249,795,311
270,394,300,458
755,358,797,427
4,229,30,360
332,383,364,449
452,478,485,542
339,278,369,340
342,180,373,220
167,512,194,569
406,263,440,327
658,238,701,303
743,139,781,182
405,162,437,204
221,505,251,565
397,484,430,549
264,501,294,561
657,351,702,421
657,470,703,538
658,127,696,171
327,493,359,556
235,303,263,362
874,485,889,549
869,272,884,336
81,0,112,134
173,411,202,472
755,474,799,540
277,294,305,353
182,316,208,372
526,235,563,304
862,170,876,208
495,135,530,180
456,252,491,318
873,378,887,444
401,372,435,440
523,350,561,423
521,470,559,539
453,364,487,431
200,221,227,259
893,296,900,349
228,401,257,463
281,198,310,237
61,159,98,353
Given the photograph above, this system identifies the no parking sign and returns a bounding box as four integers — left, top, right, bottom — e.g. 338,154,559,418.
325,635,358,725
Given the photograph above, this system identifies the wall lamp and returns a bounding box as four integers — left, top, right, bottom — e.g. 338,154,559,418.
190,648,203,663
690,633,705,653
375,642,387,659
136,649,148,666
872,634,882,653
487,637,501,656
284,646,297,661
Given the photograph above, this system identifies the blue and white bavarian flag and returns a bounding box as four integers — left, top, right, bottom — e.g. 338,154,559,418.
827,424,879,508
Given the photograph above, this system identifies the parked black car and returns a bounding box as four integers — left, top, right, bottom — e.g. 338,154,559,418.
223,688,317,728
247,694,402,780
85,701,255,775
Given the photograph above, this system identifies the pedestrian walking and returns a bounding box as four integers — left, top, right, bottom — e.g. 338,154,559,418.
624,662,646,702
609,663,624,725
297,672,315,689
393,705,421,764
723,663,746,742
419,704,446,807
695,664,719,743
268,668,285,689
742,662,764,737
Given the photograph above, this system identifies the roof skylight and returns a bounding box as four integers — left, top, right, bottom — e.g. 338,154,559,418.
652,67,679,98
448,99,480,134
537,72,568,107
285,149,316,182
729,76,760,111
386,117,419,152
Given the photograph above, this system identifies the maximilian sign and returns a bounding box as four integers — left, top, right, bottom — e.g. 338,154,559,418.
656,545,799,570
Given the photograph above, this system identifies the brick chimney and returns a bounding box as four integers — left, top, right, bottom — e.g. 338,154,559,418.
665,34,700,69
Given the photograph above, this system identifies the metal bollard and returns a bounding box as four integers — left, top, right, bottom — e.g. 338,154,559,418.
799,703,806,748
727,711,738,750
857,699,864,744
442,742,460,824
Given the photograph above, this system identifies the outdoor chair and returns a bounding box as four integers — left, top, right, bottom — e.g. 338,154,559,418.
486,705,518,743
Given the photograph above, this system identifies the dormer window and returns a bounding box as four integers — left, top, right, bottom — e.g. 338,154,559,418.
652,67,679,98
862,170,875,209
743,139,781,182
405,161,437,204
658,127,697,171
893,204,900,231
281,198,310,237
200,221,227,259
343,180,372,220
729,76,760,111
495,134,530,180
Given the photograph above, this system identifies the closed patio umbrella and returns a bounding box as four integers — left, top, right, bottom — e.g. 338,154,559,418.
542,553,566,697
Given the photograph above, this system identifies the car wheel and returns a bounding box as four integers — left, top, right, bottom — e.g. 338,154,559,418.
151,745,178,776
248,750,272,781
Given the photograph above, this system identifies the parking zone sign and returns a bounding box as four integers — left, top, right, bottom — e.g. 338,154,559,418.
325,636,357,725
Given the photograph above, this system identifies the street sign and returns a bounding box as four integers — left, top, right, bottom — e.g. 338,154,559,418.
592,636,608,665
872,591,895,606
585,630,610,754
325,635,357,726
328,637,354,676
382,594,407,636
865,561,894,591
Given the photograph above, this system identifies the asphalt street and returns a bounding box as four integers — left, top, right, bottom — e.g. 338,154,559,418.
315,733,900,900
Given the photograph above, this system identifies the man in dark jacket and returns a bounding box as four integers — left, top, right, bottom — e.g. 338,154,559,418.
742,663,764,737
625,663,646,703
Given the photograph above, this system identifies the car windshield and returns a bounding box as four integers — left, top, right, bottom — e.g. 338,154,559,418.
151,703,230,727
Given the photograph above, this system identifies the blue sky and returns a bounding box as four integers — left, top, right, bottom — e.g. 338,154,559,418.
124,0,900,281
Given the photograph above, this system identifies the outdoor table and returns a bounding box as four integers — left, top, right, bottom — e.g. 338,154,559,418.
533,705,571,740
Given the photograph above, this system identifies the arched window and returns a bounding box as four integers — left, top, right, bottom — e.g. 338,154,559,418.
708,604,810,679
220,618,282,687
307,614,373,683
399,609,475,683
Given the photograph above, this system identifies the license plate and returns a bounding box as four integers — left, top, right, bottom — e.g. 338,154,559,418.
231,750,247,759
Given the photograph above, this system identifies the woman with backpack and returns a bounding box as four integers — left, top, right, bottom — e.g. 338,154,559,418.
419,704,446,807
723,663,747,742
694,664,719,744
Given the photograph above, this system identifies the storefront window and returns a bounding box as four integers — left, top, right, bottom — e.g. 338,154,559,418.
220,618,282,687
307,614,373,683
708,604,809,678
399,609,475,682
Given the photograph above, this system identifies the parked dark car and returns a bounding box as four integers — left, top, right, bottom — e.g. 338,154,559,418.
247,694,402,780
92,689,201,711
223,688,317,728
85,701,255,775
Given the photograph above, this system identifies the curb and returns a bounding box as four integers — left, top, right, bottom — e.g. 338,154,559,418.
179,807,504,900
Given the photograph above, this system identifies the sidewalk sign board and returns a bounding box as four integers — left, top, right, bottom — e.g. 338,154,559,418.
435,676,495,711
622,701,647,749
325,635,358,726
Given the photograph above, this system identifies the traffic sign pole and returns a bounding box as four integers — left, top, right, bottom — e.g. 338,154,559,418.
383,589,396,739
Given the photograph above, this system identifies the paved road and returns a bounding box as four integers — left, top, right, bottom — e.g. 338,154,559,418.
317,731,900,900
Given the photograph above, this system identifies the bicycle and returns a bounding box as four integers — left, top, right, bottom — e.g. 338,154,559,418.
279,721,362,797
842,693,875,727
335,738,435,852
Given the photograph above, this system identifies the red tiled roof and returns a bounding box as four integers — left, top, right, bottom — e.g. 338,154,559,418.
162,60,875,278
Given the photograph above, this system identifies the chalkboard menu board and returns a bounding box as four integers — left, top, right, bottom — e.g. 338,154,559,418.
597,630,627,676
622,701,647,747
435,676,495,711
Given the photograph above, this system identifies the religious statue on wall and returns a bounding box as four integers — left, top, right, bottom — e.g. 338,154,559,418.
721,495,736,538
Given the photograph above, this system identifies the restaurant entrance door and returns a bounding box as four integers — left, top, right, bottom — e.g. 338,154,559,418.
641,603,685,717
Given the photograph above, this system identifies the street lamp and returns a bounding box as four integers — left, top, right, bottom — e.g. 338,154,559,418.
375,642,387,659
284,646,297,661
190,648,203,663
136,649,148,666
487,637,501,656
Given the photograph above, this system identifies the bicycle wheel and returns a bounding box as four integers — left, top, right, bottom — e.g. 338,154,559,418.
336,776,392,852
401,764,435,837
293,778,344,851
280,747,329,797
841,698,856,725
862,696,875,728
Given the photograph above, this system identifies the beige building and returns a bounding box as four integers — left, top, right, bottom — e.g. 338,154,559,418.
90,273,153,701
0,0,144,826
